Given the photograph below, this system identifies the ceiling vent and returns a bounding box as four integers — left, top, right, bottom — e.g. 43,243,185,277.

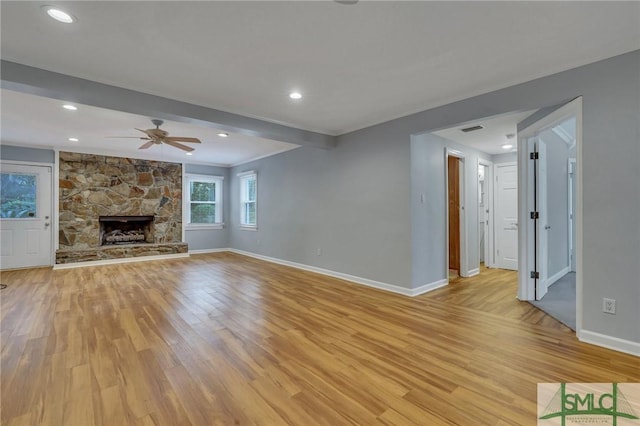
460,125,485,133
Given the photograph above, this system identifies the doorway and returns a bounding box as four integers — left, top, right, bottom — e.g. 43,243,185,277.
518,98,582,332
0,163,53,269
478,160,493,271
446,150,465,280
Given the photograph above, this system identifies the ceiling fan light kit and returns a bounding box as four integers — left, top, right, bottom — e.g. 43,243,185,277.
110,119,202,152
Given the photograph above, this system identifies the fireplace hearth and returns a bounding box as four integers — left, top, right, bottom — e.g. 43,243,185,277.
99,216,154,246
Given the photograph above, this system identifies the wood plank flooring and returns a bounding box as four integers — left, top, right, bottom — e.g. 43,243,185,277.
1,253,638,425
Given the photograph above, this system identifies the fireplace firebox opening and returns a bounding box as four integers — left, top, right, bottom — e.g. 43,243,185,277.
99,216,154,245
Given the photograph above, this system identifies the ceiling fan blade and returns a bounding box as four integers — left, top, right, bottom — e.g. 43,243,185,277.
106,136,149,139
138,141,155,150
164,137,201,144
163,140,195,152
136,128,155,137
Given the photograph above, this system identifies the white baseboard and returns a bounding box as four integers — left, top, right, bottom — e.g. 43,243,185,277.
410,278,448,296
466,268,480,278
579,330,640,357
189,248,231,254
229,249,445,297
547,266,570,287
52,253,190,270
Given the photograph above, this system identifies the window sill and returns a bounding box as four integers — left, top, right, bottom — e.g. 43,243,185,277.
185,224,224,231
239,226,258,231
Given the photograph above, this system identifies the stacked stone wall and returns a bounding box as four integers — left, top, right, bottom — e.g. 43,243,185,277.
56,152,185,263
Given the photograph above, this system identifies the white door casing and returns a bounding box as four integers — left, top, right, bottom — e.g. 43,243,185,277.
0,163,53,269
494,162,518,270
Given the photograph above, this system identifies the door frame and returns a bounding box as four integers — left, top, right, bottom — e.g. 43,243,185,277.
517,97,583,334
1,160,55,268
478,159,494,268
445,148,467,279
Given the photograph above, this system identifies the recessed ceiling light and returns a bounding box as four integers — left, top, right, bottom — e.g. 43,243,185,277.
45,7,75,23
289,91,302,100
62,104,78,111
185,152,193,156
68,137,79,142
217,132,229,138
501,144,513,150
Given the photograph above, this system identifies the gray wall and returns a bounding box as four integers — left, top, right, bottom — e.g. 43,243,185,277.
184,163,230,251
1,144,55,163
230,134,412,288
492,152,518,164
230,50,639,344
411,133,492,287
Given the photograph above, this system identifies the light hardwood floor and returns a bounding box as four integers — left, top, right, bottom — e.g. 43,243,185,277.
1,253,638,425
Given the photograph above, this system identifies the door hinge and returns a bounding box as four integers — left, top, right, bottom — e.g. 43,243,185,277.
530,152,539,160
530,211,539,219
530,271,540,279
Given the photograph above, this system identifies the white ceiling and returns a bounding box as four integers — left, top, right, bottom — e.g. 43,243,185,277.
432,110,536,155
1,1,639,162
0,89,299,166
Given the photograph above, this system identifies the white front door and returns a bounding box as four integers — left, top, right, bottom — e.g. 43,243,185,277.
0,164,53,269
494,163,518,270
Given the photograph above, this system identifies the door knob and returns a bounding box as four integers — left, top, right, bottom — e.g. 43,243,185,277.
545,225,551,230
44,223,50,228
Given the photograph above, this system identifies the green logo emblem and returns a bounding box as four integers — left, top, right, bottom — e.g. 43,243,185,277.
539,383,639,425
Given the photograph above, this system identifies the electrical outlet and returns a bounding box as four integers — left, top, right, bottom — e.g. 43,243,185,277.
257,239,261,246
317,248,322,256
603,298,616,315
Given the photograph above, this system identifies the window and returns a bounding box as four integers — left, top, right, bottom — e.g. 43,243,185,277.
239,171,257,228
185,174,223,228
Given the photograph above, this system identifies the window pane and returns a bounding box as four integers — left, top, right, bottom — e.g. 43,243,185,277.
0,173,37,218
190,181,215,202
245,202,256,225
247,179,256,201
191,203,216,223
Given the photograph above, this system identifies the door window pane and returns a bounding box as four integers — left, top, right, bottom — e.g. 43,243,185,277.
0,173,37,218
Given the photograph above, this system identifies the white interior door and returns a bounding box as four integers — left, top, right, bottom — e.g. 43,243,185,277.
0,164,53,269
494,163,518,270
536,141,549,300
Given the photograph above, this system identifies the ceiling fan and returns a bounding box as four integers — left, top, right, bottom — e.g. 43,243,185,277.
110,119,201,152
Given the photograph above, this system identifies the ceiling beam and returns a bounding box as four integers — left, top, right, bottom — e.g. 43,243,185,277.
1,60,335,150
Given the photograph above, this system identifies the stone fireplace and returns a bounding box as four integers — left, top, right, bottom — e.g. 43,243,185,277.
56,152,188,264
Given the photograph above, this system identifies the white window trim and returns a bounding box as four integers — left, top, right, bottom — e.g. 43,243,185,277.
184,173,224,230
238,171,257,230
